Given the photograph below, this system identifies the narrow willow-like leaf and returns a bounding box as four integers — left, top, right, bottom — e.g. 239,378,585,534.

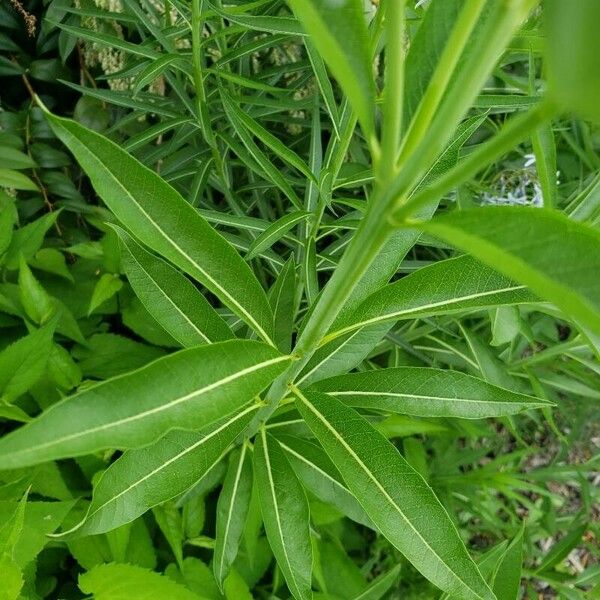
115,226,233,346
294,389,494,600
352,565,401,600
220,93,315,182
324,254,537,344
0,341,290,469
213,444,253,590
208,2,307,36
254,429,312,600
287,0,375,140
404,0,462,122
335,113,488,323
417,207,600,336
42,108,275,345
221,94,303,210
268,258,297,353
275,434,373,528
313,368,552,419
492,528,523,600
61,405,258,537
299,323,390,387
247,212,311,261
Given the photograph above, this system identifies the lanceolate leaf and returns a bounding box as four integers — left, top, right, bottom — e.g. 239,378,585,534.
324,254,537,344
268,258,297,353
42,108,275,345
247,212,311,261
275,434,373,528
417,207,600,336
287,0,375,140
313,368,552,419
115,226,233,347
254,429,313,600
0,341,290,469
214,445,253,589
294,389,494,600
60,405,258,537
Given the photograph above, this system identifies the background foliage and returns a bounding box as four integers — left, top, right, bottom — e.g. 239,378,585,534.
0,1,598,599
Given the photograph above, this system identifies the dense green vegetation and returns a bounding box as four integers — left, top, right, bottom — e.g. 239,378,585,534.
0,1,598,598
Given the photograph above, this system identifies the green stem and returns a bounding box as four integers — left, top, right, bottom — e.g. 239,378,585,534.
384,0,540,215
396,0,486,165
380,0,407,175
390,99,558,224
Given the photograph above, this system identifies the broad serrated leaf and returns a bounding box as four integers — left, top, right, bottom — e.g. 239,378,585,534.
254,429,313,600
214,445,253,589
294,389,494,600
88,273,123,315
287,0,375,140
417,207,600,336
313,368,551,419
42,108,275,345
0,323,54,403
115,226,233,346
79,563,203,600
0,340,290,469
61,405,258,537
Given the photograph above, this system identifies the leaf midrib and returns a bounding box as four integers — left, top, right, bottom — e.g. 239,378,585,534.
295,390,490,600
7,355,288,459
59,123,274,346
260,429,303,598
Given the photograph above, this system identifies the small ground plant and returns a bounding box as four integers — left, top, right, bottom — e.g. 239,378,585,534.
0,1,599,598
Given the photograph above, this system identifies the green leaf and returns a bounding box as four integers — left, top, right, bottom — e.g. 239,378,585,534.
4,211,60,269
287,0,375,140
221,93,303,210
254,429,313,600
18,257,55,324
269,258,297,353
42,108,275,345
0,340,290,469
293,389,494,600
0,168,38,191
208,2,306,36
545,0,600,122
326,254,537,344
0,324,54,403
79,563,204,600
313,367,551,419
88,273,123,315
73,333,164,379
275,434,373,528
220,94,315,183
351,565,401,600
491,528,523,600
404,0,462,122
247,212,311,261
214,445,253,589
0,147,36,170
416,207,600,336
62,405,258,537
115,226,233,346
